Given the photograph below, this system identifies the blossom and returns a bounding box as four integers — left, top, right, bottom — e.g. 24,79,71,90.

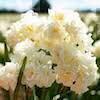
49,9,88,34
40,19,68,49
11,39,56,88
48,10,98,94
6,11,43,47
53,42,98,94
48,9,93,53
4,10,99,94
0,62,18,91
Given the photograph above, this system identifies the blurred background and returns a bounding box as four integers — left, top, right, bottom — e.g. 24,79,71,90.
0,0,100,100
0,0,100,34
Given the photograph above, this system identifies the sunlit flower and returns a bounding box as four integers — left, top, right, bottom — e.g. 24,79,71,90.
4,10,99,94
54,43,98,94
6,11,43,47
11,39,56,88
49,9,93,53
0,62,18,91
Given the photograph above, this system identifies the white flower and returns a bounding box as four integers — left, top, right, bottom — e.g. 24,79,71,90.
41,19,68,49
4,10,99,94
6,10,43,47
0,62,18,91
54,42,98,94
49,9,88,34
49,9,93,53
11,39,56,88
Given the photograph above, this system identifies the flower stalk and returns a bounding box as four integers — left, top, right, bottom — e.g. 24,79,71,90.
13,56,27,100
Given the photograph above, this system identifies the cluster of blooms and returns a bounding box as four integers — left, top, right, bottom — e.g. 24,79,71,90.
0,10,98,94
0,62,18,91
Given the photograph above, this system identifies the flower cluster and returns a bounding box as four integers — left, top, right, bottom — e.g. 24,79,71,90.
1,10,98,94
0,62,18,91
11,39,55,88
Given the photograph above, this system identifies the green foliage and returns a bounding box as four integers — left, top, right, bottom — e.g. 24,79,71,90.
0,32,5,43
13,57,27,100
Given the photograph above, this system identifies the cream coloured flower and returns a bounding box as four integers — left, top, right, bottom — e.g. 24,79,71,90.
48,9,93,53
6,11,44,47
40,19,68,49
11,39,56,88
49,9,88,34
0,62,19,91
53,42,98,94
4,10,99,94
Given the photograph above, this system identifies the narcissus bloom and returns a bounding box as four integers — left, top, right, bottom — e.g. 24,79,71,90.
11,39,56,88
0,62,19,91
4,10,99,94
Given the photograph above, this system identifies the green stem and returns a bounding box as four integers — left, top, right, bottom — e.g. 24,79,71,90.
4,41,10,64
49,82,60,100
40,88,46,100
0,87,10,100
25,86,35,100
32,86,37,100
9,89,14,100
13,57,27,100
44,90,50,100
71,92,78,100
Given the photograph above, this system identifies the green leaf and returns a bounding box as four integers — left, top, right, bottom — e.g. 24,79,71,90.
32,86,39,100
4,42,10,63
0,32,5,43
13,56,27,100
0,54,4,64
49,82,60,99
